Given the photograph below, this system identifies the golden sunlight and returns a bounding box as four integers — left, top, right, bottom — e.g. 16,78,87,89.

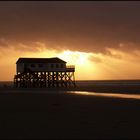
58,50,90,65
1,44,140,81
58,50,96,80
27,49,97,80
23,46,103,80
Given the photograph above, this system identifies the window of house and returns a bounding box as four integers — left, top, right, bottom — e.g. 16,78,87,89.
31,64,35,67
56,64,59,68
51,64,54,68
61,64,63,68
38,64,43,67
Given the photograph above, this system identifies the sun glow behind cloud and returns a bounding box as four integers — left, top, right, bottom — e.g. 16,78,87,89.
0,42,140,81
27,49,97,80
58,50,97,80
0,2,140,81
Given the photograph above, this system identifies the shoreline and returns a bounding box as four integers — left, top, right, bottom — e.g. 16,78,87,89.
0,80,140,94
0,84,140,94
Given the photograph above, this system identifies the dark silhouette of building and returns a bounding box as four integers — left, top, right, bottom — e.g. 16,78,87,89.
14,57,75,88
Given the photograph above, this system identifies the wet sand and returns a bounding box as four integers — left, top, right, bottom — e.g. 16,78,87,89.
73,84,140,94
0,88,140,139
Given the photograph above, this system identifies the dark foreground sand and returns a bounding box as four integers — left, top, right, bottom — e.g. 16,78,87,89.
0,88,140,139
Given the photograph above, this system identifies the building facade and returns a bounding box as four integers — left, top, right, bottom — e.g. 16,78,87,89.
14,57,75,88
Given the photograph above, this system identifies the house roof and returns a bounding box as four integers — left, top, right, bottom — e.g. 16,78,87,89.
16,57,66,64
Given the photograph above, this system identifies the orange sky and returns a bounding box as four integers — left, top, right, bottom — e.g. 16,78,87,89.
0,43,140,81
0,2,140,81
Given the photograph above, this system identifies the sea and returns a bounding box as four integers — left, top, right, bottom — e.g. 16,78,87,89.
1,80,140,87
0,80,140,100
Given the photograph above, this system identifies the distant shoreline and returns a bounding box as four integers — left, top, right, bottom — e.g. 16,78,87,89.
0,80,140,94
1,79,140,82
0,85,140,94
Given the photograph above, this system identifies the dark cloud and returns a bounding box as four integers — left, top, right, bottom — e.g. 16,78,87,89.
104,48,122,59
88,55,102,63
0,1,140,54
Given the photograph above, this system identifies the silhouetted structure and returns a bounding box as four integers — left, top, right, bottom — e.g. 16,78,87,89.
14,57,75,88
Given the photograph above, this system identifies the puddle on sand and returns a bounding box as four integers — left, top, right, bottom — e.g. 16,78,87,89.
67,91,140,100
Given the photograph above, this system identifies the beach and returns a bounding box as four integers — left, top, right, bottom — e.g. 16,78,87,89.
0,85,140,139
1,1,140,139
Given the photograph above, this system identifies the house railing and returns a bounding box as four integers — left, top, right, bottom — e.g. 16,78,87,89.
66,65,75,72
66,65,75,68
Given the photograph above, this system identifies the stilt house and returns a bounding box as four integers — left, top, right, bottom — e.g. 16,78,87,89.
14,57,75,88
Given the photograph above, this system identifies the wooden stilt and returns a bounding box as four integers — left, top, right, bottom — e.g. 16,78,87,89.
14,69,76,88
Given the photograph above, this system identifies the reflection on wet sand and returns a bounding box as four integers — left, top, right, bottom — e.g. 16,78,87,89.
68,91,140,100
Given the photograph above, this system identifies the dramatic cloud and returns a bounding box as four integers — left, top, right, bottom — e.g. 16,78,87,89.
88,55,102,63
1,1,140,81
0,1,140,55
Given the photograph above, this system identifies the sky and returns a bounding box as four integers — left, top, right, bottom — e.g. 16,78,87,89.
0,1,140,81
